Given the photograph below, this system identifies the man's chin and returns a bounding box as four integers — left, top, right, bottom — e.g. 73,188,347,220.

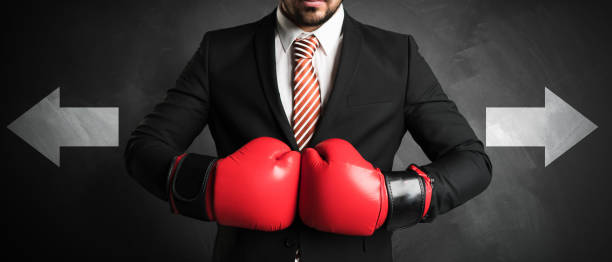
298,10,331,26
301,17,326,26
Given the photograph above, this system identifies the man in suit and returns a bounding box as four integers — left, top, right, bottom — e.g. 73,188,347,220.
124,0,492,261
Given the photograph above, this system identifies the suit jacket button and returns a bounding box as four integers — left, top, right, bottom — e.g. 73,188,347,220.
284,238,296,248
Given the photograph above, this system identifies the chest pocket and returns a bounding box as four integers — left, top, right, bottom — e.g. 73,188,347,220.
347,94,393,107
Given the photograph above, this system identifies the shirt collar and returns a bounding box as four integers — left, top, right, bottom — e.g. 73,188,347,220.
276,3,344,55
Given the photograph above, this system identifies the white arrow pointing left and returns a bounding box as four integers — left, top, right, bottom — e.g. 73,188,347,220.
7,87,118,166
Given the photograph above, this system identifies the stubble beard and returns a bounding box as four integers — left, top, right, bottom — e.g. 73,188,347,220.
281,1,341,28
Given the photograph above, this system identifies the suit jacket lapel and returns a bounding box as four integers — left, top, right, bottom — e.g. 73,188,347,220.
254,8,363,150
309,12,363,146
254,9,300,149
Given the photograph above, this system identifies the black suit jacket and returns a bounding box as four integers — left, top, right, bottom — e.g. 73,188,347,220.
125,7,492,262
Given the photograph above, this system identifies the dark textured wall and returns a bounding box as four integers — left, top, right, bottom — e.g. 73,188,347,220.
3,0,611,261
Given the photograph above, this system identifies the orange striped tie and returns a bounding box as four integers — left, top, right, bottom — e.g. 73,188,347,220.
292,35,321,151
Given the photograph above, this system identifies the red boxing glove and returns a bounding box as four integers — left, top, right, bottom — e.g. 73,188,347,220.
208,137,301,231
299,138,388,236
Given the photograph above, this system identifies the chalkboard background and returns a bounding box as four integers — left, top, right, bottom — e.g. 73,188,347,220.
3,0,611,261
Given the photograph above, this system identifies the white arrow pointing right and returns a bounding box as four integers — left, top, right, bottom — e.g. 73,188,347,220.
486,87,597,167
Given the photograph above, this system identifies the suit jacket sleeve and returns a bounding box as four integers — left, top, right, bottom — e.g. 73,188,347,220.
124,32,218,222
383,35,493,230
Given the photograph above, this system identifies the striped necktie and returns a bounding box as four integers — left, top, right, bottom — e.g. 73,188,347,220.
291,35,321,151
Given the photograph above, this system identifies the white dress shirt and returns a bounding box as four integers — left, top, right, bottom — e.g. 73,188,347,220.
274,4,345,261
274,3,345,125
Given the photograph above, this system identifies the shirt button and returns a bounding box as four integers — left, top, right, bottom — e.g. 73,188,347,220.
284,238,297,248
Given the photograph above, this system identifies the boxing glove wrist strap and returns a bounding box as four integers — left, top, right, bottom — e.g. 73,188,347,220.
166,153,218,221
383,164,433,230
